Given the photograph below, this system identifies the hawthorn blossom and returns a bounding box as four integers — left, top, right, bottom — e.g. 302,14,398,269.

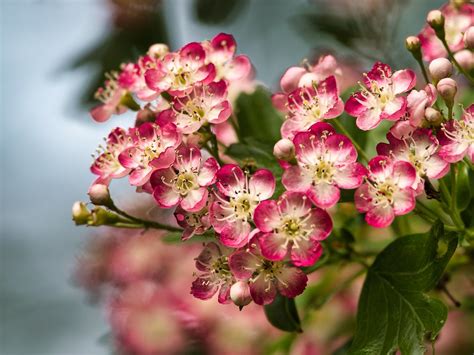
91,127,133,186
407,84,437,127
228,239,308,305
282,122,366,209
191,242,234,304
145,42,215,97
345,62,416,131
174,201,212,241
439,104,474,163
277,76,344,139
90,72,129,122
254,192,332,267
118,122,181,186
377,130,449,194
150,145,218,212
418,4,474,61
204,33,252,82
355,156,417,228
210,165,275,248
157,80,231,134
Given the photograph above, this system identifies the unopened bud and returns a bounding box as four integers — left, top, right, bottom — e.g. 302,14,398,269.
148,43,169,58
428,58,453,82
427,10,445,32
230,281,252,309
273,138,295,161
88,184,113,207
437,78,457,107
72,201,91,225
405,36,421,52
424,107,443,125
89,207,120,226
454,49,474,72
464,26,474,49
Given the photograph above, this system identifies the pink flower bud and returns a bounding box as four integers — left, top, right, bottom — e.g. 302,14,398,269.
273,138,295,161
427,10,445,30
72,201,90,225
88,184,113,207
454,49,474,72
437,78,457,106
405,36,421,52
424,107,443,125
230,281,252,308
147,43,169,58
464,26,474,49
428,58,453,81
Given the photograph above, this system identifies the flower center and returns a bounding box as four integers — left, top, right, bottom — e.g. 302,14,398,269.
175,172,197,195
211,256,232,279
229,193,257,220
371,181,396,206
311,160,334,184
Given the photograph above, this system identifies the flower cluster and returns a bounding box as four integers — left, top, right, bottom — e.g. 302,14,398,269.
77,2,473,315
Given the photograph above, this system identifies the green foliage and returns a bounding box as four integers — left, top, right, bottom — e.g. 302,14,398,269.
264,294,302,333
234,87,283,145
455,162,471,212
350,222,458,355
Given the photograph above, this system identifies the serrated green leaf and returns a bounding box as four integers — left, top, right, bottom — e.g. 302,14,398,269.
234,87,283,145
264,294,302,332
350,222,458,355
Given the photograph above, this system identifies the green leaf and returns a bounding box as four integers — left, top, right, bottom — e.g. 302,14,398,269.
234,87,283,145
455,162,471,212
264,294,302,332
350,222,458,355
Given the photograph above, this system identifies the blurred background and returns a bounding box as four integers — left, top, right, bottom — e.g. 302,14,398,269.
0,0,448,354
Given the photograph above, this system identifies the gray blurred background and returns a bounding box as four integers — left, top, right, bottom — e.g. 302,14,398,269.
0,0,443,353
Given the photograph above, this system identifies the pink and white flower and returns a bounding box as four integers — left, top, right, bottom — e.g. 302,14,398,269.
345,62,416,130
228,239,308,305
118,122,181,186
91,127,133,186
174,201,212,241
406,84,437,127
355,156,417,228
90,72,129,122
377,129,449,193
254,192,332,267
150,145,219,212
418,4,474,61
277,76,344,139
145,42,216,97
282,122,366,209
191,242,234,304
439,104,474,163
277,55,342,95
157,80,231,134
210,165,275,248
204,33,252,82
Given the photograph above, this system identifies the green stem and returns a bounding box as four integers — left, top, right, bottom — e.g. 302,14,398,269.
440,37,474,84
449,165,465,230
209,134,223,165
415,57,430,85
438,179,451,207
464,157,474,170
109,202,182,232
332,119,369,162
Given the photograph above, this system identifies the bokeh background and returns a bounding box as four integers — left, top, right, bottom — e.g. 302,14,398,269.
0,0,446,354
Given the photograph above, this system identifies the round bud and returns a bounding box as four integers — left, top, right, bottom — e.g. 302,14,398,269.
454,49,474,72
405,36,421,52
230,281,252,309
88,184,113,207
72,201,91,225
464,26,474,49
437,78,457,107
427,10,445,30
273,138,295,161
424,107,443,125
148,43,169,58
428,58,453,81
